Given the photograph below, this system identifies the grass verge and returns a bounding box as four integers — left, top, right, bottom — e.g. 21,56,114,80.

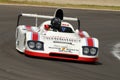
0,0,120,11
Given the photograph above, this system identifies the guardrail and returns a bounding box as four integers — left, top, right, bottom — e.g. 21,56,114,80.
11,0,120,6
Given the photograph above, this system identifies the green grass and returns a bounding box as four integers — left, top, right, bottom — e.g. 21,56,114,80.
0,0,120,11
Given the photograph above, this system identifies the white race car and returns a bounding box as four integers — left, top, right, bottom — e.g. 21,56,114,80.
16,9,99,63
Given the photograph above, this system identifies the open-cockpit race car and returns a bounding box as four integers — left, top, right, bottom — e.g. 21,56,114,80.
16,9,99,63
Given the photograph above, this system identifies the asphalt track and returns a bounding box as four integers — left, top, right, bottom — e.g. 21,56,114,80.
0,4,120,80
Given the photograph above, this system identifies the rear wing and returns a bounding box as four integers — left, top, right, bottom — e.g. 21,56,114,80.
17,13,80,30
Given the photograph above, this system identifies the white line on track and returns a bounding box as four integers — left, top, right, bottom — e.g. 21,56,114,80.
112,43,120,60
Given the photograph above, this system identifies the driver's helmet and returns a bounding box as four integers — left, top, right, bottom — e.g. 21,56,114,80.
51,17,61,30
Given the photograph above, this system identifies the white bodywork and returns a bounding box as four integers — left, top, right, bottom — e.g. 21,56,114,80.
16,13,99,62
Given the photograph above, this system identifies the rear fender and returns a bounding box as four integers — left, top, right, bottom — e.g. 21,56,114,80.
16,25,27,52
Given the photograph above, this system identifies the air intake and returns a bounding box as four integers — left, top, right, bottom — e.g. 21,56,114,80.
49,53,79,59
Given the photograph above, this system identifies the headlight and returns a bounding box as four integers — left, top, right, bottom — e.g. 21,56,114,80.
83,47,89,54
36,42,42,49
28,41,35,49
27,41,44,50
90,48,97,55
83,46,98,56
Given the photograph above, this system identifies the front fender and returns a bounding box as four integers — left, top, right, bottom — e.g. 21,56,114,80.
81,37,99,48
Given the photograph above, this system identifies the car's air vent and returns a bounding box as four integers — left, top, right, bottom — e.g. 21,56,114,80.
49,53,79,59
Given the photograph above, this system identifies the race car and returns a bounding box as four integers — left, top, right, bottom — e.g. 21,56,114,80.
16,9,99,63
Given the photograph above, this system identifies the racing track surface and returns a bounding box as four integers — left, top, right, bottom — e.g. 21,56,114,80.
0,4,120,80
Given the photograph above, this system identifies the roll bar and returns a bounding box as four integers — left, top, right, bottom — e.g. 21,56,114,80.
17,13,80,30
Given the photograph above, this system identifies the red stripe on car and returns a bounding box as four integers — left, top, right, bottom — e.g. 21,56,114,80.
87,38,94,47
32,32,38,41
24,49,98,62
26,25,32,31
79,30,85,38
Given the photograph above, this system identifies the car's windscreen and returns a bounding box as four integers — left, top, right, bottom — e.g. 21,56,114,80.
59,26,74,33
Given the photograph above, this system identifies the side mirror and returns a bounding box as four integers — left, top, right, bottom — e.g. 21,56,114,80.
75,29,79,34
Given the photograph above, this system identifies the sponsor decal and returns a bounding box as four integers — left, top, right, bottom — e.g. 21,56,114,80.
42,36,80,43
53,41,73,45
59,47,72,52
61,47,66,51
49,46,79,53
49,46,60,50
61,23,69,26
60,47,79,53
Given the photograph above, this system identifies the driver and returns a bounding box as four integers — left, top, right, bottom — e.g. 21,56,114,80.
44,17,61,31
